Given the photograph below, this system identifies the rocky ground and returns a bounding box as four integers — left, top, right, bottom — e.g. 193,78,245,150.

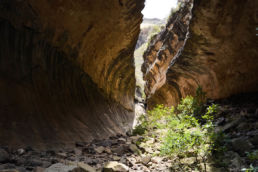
0,93,257,172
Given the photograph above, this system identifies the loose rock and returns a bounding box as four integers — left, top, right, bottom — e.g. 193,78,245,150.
141,155,151,165
94,146,105,154
103,161,129,172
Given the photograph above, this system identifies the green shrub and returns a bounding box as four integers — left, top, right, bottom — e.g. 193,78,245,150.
247,150,258,161
160,96,218,159
241,164,258,172
133,87,220,165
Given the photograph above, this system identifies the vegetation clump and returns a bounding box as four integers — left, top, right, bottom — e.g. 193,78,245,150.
133,87,225,170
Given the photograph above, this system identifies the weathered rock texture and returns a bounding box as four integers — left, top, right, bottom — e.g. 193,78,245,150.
143,0,258,108
0,0,144,149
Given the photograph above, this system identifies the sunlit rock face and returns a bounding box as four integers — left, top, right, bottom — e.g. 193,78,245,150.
143,0,258,108
0,0,144,149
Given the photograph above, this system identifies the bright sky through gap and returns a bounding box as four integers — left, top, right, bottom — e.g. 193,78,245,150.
142,0,178,19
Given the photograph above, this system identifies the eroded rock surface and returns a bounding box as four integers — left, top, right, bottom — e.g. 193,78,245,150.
0,0,144,148
143,0,258,108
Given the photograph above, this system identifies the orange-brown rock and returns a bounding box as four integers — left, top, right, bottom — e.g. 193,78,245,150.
143,0,258,108
0,0,144,149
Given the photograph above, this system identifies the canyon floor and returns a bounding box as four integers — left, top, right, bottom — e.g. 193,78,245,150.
0,93,257,172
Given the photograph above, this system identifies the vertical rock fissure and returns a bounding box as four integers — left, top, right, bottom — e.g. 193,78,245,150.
142,0,194,106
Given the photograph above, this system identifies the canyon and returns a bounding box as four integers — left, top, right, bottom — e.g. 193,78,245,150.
0,0,257,163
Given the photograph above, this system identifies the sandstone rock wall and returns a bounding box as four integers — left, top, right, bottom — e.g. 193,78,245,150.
143,0,258,108
0,0,144,149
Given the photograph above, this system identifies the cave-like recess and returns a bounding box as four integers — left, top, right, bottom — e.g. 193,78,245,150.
0,0,144,149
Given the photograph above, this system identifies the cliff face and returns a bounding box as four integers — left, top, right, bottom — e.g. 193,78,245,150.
143,0,258,108
0,0,144,149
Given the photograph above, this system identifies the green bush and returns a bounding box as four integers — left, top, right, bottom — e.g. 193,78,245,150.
133,87,220,164
160,96,218,159
247,150,258,161
241,164,258,172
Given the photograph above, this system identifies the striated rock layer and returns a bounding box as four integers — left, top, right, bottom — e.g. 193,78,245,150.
0,0,144,149
143,0,258,108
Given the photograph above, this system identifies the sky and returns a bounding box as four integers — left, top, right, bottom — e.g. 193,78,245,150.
142,0,178,19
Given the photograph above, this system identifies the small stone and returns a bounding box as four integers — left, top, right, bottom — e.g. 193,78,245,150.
129,144,140,154
95,164,102,169
45,163,76,172
112,146,125,155
94,146,105,154
100,140,113,147
56,152,67,158
146,138,155,144
84,158,95,165
33,167,45,172
105,148,112,154
103,161,129,172
112,156,120,161
17,148,25,155
141,165,150,172
27,159,43,167
180,157,196,165
143,147,154,154
120,156,127,164
118,138,126,143
74,148,82,156
0,170,19,172
141,155,151,165
42,161,52,168
0,148,9,163
151,157,163,164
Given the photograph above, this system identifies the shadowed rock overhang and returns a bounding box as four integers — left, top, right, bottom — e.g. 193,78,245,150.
143,0,258,108
0,0,144,149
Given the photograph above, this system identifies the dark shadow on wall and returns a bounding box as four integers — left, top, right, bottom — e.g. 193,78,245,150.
0,20,134,150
